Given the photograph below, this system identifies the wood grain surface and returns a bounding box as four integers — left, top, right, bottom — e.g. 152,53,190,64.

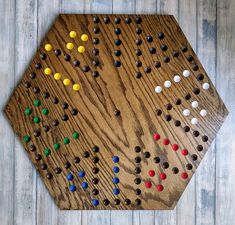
0,0,234,223
4,14,228,210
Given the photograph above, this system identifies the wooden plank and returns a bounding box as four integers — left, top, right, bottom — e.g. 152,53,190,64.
84,0,112,14
196,0,216,224
113,0,135,14
216,0,235,224
155,211,177,225
61,0,84,13
13,0,37,225
59,2,83,225
133,210,155,225
36,1,60,224
0,0,15,224
134,1,157,225
37,1,61,44
157,0,178,17
178,0,196,47
83,210,110,225
136,0,157,14
176,1,197,225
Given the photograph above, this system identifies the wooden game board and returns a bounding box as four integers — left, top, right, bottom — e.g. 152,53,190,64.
4,14,228,210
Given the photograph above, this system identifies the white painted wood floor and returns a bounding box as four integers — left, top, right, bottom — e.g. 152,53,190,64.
0,0,234,224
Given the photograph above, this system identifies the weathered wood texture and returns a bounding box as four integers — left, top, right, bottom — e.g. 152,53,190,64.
176,2,196,225
196,1,217,224
0,0,234,223
0,0,15,225
14,1,37,225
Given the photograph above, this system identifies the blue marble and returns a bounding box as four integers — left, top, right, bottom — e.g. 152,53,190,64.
112,177,120,184
112,156,119,163
92,199,99,206
67,172,74,181
113,166,120,173
113,188,120,195
81,181,88,189
78,170,85,178
69,185,76,192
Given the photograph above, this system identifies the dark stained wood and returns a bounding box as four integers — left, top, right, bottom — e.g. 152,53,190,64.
4,14,228,210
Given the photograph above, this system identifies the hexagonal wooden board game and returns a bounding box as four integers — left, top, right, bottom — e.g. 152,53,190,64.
4,14,228,210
